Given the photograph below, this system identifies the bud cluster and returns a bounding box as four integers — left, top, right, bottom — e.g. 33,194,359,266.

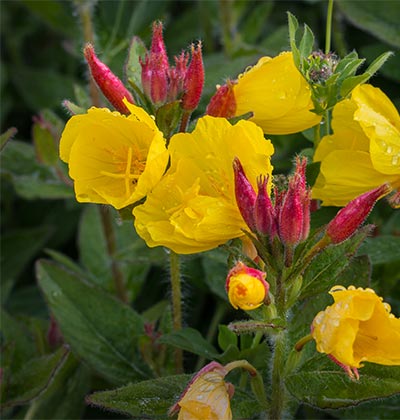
234,156,310,249
140,22,204,112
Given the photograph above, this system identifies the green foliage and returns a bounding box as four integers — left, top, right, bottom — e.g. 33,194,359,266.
1,1,399,419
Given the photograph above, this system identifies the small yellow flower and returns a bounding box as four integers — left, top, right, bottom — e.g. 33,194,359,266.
169,362,234,420
59,101,168,209
312,285,400,371
226,262,269,310
313,84,400,206
207,52,321,135
133,116,274,254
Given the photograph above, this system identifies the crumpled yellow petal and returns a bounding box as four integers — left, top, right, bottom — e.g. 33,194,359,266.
134,116,274,254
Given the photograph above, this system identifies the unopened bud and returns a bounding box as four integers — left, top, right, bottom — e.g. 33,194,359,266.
181,42,204,112
278,157,310,246
206,81,236,118
326,183,392,244
225,261,269,310
254,175,277,239
83,43,134,114
233,157,256,231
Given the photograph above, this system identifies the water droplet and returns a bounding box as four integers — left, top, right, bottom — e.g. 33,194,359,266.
392,154,399,166
386,145,393,154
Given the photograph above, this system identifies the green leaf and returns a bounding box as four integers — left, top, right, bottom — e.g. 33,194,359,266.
36,260,151,384
287,12,300,68
218,325,238,351
0,309,36,373
87,374,190,417
1,226,53,304
358,235,400,265
299,227,370,300
0,127,17,151
0,140,73,199
23,354,91,420
158,327,219,360
1,346,69,408
299,24,314,58
201,248,229,300
286,354,400,409
341,51,393,97
32,122,59,166
337,0,400,48
124,36,147,89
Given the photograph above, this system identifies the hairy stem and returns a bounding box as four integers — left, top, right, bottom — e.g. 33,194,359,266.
170,250,184,373
100,206,128,303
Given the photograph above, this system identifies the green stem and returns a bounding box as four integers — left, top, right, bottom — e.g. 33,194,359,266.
179,111,191,133
100,206,128,303
169,250,183,373
269,330,287,420
325,0,334,54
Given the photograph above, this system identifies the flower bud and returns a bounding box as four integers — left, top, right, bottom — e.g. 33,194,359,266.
140,21,170,106
83,43,134,114
254,175,277,239
326,183,392,244
278,157,310,246
181,43,204,112
169,361,234,420
225,261,269,310
233,157,256,231
206,81,236,118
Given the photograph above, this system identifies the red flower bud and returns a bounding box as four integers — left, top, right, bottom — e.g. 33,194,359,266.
254,175,277,239
233,157,256,231
206,81,237,118
150,21,169,68
278,157,310,246
326,183,392,244
83,43,134,114
181,42,204,112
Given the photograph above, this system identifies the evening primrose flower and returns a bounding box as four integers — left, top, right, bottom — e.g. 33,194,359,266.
311,285,400,378
59,101,168,209
206,52,321,135
313,84,400,206
133,116,274,254
169,362,234,420
226,262,269,310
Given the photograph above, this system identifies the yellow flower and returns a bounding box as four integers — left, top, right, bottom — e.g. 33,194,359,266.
59,101,168,209
133,116,274,254
169,362,234,420
312,285,400,371
226,261,269,310
207,52,321,135
313,84,400,206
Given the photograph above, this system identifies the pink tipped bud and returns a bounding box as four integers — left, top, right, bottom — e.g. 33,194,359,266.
254,175,277,239
150,21,169,68
83,43,134,114
233,157,257,231
167,52,189,101
181,42,204,112
278,157,310,246
206,81,237,118
326,183,392,244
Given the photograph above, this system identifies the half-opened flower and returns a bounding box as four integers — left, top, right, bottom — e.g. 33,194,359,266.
169,362,234,420
312,285,400,377
207,52,321,135
59,101,168,209
226,261,269,310
313,84,400,206
133,116,274,254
